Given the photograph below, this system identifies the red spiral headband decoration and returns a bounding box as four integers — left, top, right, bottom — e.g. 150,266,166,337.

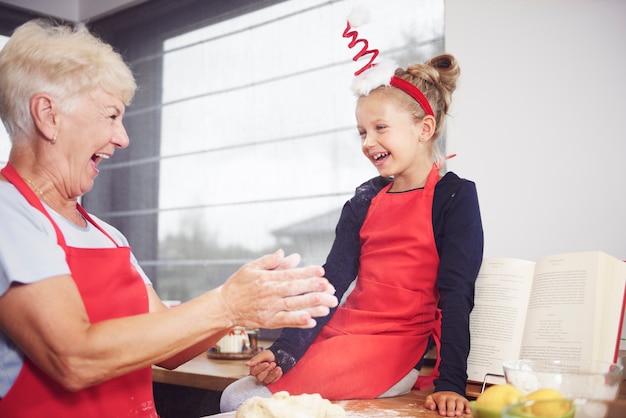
342,22,378,76
343,13,434,117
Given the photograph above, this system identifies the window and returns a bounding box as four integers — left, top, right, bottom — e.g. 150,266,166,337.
88,0,445,301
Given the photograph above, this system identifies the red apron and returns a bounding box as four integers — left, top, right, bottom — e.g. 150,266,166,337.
0,163,157,418
269,165,442,399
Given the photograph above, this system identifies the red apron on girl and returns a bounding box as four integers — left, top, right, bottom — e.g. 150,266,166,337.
0,163,157,418
269,164,442,399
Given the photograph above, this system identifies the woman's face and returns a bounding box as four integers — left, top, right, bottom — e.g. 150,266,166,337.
356,92,426,184
56,89,129,198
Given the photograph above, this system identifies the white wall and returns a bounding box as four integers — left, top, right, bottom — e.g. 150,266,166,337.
445,0,626,261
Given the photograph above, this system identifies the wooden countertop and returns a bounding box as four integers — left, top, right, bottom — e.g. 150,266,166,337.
152,353,250,392
209,389,472,417
154,350,626,417
209,388,626,418
336,388,470,417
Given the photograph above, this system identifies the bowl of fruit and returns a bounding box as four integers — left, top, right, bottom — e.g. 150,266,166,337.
502,359,623,402
470,384,574,418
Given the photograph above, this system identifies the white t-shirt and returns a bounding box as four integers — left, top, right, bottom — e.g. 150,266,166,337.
0,181,152,397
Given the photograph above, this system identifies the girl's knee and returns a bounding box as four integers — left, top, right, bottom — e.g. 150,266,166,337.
220,376,271,412
220,381,242,412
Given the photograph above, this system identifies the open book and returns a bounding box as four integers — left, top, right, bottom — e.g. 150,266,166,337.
467,251,626,384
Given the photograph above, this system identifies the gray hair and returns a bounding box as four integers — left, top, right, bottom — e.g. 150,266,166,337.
0,19,137,140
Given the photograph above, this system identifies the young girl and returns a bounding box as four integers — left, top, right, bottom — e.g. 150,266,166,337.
221,53,483,417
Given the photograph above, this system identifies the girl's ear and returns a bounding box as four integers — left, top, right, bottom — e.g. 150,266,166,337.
30,93,58,142
419,115,436,142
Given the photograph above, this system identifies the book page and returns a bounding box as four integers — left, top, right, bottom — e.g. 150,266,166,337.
594,252,626,362
519,251,625,364
467,258,535,383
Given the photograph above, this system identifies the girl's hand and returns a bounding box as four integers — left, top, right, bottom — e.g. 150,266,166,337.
245,349,283,384
424,391,470,416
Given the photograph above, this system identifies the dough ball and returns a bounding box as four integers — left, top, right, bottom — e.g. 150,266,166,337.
235,391,346,417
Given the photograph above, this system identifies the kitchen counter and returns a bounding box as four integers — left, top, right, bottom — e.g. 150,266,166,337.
153,352,249,392
154,350,626,417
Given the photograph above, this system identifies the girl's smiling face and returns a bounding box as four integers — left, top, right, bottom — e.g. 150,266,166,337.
356,90,432,191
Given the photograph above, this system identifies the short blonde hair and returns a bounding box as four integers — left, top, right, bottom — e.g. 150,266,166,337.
0,19,137,140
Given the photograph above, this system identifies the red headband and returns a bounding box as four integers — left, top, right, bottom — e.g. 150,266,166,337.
389,76,434,117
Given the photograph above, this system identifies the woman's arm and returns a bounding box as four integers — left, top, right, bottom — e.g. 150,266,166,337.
0,250,337,391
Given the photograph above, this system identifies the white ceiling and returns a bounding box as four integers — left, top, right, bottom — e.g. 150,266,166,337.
2,0,148,22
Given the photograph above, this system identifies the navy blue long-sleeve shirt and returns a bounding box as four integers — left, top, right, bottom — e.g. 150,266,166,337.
269,171,484,395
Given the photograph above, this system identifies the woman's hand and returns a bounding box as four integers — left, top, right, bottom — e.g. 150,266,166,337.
424,391,470,416
218,250,338,329
245,349,283,384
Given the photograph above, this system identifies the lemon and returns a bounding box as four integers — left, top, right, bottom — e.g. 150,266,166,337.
476,383,524,411
525,388,565,401
524,388,571,417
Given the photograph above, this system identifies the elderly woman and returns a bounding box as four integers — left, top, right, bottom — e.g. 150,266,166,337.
0,20,338,417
